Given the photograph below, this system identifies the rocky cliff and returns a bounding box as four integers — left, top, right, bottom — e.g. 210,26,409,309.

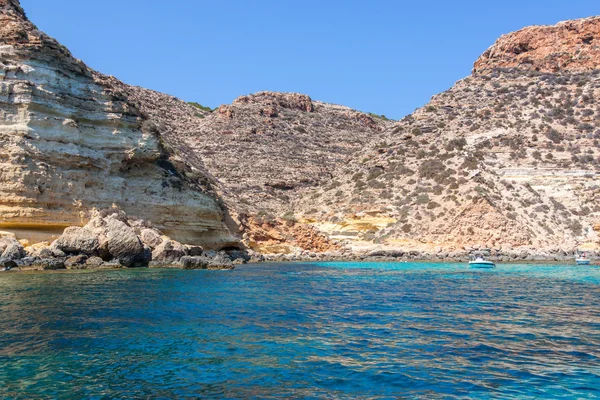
474,17,600,74
1,0,600,260
0,0,237,248
299,18,600,257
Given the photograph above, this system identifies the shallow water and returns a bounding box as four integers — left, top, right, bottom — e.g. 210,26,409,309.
1,262,599,399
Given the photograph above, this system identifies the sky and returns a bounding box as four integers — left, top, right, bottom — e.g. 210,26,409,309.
21,0,600,120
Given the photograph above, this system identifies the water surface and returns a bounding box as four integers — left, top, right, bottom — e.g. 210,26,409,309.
1,262,599,398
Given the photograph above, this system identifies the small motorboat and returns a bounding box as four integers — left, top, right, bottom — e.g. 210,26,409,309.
576,252,591,265
469,256,496,268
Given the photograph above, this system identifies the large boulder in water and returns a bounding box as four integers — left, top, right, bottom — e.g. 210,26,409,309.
51,227,100,256
152,240,187,263
104,218,146,267
51,211,148,267
178,255,210,270
0,237,25,260
208,251,235,270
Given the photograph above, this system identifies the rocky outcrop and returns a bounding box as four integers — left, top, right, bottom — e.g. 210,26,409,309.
0,236,24,259
474,16,600,74
0,0,236,249
50,211,147,267
12,209,241,270
151,240,187,263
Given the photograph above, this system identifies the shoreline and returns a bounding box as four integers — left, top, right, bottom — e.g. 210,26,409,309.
2,257,597,275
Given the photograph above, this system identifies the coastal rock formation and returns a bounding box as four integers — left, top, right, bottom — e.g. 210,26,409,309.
308,64,600,253
2,0,600,260
474,17,600,74
14,209,239,270
0,0,236,248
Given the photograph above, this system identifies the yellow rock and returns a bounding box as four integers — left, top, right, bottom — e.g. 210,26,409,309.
578,242,599,251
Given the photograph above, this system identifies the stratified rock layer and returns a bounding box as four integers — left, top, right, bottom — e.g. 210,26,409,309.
0,0,236,248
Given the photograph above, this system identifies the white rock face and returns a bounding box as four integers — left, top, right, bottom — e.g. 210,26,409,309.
0,1,238,249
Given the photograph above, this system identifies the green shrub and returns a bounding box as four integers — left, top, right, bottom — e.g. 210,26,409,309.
188,102,213,112
415,194,430,205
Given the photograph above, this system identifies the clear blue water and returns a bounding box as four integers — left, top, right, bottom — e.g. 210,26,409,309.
1,262,599,399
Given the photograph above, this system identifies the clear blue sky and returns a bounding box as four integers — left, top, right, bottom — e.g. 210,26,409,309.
22,0,600,120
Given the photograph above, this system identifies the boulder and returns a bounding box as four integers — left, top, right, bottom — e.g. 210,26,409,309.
0,258,18,270
65,254,88,269
51,227,99,255
140,228,163,249
85,256,105,268
18,257,40,267
105,217,146,267
51,248,67,258
99,260,123,269
26,242,54,259
208,251,235,270
152,240,187,263
0,238,25,260
39,259,66,270
186,245,204,256
179,256,210,270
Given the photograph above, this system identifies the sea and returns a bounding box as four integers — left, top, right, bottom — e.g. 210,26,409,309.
1,262,599,399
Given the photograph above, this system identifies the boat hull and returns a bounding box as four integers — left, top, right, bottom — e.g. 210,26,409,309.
576,259,591,265
469,261,496,269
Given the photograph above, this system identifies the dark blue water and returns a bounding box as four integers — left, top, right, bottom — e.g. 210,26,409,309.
1,262,599,399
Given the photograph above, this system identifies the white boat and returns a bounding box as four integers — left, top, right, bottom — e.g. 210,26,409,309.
576,252,592,265
469,256,496,268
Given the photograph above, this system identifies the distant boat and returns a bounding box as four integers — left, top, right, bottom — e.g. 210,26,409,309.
469,256,496,269
576,252,591,265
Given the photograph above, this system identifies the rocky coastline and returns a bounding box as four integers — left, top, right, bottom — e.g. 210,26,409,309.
2,211,593,273
260,249,597,264
0,209,242,272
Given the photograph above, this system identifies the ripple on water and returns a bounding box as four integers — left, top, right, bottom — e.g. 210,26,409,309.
0,262,599,399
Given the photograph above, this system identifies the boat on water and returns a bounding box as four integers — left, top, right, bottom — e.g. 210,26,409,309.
576,252,591,265
469,256,496,269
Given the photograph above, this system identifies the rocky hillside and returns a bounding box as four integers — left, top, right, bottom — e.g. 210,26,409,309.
297,18,600,256
0,0,237,248
120,87,393,253
474,17,600,74
1,0,600,260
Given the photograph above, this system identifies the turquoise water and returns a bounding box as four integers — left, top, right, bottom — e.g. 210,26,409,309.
1,262,599,399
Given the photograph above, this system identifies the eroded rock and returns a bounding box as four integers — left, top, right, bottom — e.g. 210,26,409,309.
51,227,99,256
152,240,187,263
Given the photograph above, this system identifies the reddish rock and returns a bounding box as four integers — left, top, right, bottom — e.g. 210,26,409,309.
474,16,600,74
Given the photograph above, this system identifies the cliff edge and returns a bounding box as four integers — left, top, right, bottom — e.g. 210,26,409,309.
474,16,600,74
0,0,237,248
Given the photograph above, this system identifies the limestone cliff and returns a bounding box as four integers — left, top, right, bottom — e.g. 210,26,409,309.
0,0,237,248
